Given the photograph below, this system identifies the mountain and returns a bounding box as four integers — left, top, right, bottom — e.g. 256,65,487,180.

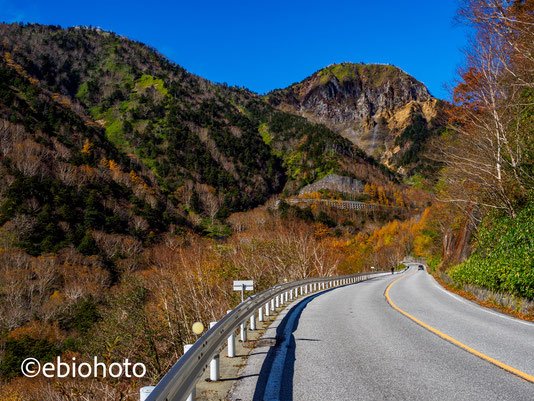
0,23,286,215
0,23,405,254
267,62,446,174
0,53,184,256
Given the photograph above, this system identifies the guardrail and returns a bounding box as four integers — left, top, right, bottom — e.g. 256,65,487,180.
286,198,379,211
143,270,388,401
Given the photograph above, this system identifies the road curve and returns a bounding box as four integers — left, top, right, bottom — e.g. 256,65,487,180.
240,266,534,401
387,266,534,381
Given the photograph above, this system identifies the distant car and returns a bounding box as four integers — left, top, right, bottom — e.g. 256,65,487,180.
418,265,424,270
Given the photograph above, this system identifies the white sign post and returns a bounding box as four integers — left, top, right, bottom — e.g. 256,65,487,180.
233,280,254,302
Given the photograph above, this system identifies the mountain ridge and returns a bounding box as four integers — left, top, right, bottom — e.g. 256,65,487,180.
267,62,446,174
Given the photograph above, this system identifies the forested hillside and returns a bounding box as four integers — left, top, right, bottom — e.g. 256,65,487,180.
0,23,416,245
0,23,286,217
0,56,189,256
0,23,400,215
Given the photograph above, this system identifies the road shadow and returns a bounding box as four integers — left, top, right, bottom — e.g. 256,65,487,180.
251,288,337,401
250,278,382,400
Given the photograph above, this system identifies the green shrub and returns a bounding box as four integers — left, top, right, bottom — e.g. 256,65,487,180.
60,298,101,333
448,202,534,299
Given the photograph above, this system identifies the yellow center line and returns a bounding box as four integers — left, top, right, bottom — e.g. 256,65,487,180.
385,271,534,383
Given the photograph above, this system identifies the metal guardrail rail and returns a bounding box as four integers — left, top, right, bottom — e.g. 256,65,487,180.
145,270,388,401
287,197,379,211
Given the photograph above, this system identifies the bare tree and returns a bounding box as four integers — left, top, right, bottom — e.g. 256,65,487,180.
196,183,221,220
436,0,534,218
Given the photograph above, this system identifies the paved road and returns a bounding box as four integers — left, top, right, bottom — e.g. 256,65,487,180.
244,266,534,400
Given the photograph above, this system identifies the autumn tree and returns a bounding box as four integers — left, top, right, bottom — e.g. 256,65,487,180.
438,0,534,219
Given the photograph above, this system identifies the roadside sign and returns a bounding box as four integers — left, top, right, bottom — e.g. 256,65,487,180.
233,280,254,302
233,280,254,291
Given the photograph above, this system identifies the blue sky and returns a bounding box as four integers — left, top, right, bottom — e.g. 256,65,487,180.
0,0,468,99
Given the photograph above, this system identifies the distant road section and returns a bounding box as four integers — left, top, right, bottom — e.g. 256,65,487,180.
235,266,534,401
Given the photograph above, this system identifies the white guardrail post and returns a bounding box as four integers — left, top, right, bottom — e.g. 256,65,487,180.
240,321,247,342
143,270,388,401
250,312,256,331
227,310,235,358
140,386,155,401
185,344,195,401
209,322,219,381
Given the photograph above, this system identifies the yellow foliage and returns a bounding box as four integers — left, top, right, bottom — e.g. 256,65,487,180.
129,170,144,185
364,183,378,200
314,223,330,238
299,191,321,200
341,207,438,270
143,182,156,195
413,234,433,257
4,52,14,64
327,237,350,251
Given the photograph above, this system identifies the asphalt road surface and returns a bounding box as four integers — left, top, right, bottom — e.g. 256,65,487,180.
248,265,534,401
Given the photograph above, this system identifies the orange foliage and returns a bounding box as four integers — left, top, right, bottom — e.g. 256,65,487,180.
313,222,330,238
340,207,436,272
7,321,65,344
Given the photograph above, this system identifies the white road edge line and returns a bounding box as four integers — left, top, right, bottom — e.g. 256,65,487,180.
386,272,534,383
428,274,534,327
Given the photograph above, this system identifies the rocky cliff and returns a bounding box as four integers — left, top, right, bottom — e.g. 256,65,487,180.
268,63,445,173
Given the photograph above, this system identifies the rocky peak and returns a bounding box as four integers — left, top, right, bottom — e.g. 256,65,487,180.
268,63,443,171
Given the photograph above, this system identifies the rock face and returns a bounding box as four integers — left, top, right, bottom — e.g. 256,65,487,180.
268,63,443,171
298,174,364,195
